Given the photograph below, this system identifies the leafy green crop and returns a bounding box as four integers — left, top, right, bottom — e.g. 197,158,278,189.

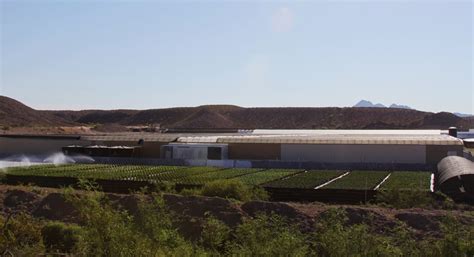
6,164,187,181
233,169,303,186
323,171,389,190
379,171,431,191
175,168,262,185
264,170,346,189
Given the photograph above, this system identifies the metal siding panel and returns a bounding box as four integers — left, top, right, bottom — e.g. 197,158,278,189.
425,145,464,165
281,144,426,164
228,143,281,160
0,137,86,156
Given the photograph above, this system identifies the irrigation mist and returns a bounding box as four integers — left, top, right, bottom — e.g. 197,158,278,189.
0,152,95,171
43,152,76,165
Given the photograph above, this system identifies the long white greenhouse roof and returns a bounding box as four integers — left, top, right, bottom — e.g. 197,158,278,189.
178,134,463,145
77,130,463,145
252,129,443,135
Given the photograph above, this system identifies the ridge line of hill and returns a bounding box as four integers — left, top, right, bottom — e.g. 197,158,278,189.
0,95,472,130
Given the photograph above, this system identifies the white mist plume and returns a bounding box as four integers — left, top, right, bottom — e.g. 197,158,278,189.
43,152,76,165
272,7,294,32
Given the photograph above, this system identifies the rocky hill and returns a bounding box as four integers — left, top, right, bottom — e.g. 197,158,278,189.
0,95,472,130
0,96,74,126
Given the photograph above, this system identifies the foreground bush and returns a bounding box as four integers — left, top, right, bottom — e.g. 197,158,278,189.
41,221,82,253
200,179,268,201
375,189,435,208
63,189,198,256
374,189,460,210
0,212,44,256
226,215,309,256
1,187,473,256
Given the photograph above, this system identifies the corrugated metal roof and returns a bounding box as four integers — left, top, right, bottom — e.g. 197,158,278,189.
80,134,177,142
252,129,442,135
436,156,474,187
216,134,463,145
78,132,463,145
176,136,221,143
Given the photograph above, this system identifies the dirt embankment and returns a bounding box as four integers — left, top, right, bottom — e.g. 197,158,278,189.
1,185,473,240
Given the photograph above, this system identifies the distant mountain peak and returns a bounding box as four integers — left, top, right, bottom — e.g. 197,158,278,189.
353,100,386,108
389,103,412,110
353,100,412,110
454,112,473,118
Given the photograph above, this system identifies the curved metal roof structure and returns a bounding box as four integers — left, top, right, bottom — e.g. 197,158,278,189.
436,156,474,199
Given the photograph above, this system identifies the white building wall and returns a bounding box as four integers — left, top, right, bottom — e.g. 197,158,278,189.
173,146,208,160
281,144,426,164
167,143,229,160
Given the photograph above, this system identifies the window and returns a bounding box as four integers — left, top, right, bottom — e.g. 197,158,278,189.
207,147,222,160
447,151,458,156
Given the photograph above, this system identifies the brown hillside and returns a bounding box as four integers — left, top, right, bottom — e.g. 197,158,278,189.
0,96,73,126
171,106,238,128
1,96,472,130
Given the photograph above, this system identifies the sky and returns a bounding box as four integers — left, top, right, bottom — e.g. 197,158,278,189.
0,0,472,113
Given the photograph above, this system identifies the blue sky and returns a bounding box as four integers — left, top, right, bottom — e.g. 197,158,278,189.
1,1,472,113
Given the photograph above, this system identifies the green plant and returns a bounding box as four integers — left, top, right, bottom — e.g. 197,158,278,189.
63,187,199,256
0,212,45,256
312,208,402,257
375,189,435,209
201,179,268,201
200,215,231,251
379,171,431,191
227,214,309,257
133,194,195,255
323,171,389,190
430,216,474,257
264,170,345,188
179,187,202,196
176,168,261,185
41,221,83,253
63,189,148,256
233,169,302,186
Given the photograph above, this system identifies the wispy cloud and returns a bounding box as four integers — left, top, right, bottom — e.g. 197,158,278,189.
272,7,294,32
242,55,270,90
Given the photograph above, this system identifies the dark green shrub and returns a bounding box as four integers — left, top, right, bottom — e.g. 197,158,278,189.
375,189,435,209
200,215,231,251
312,208,400,257
226,214,309,256
64,189,198,256
41,221,82,253
0,212,44,256
179,187,202,196
429,216,474,257
201,180,268,201
133,195,193,253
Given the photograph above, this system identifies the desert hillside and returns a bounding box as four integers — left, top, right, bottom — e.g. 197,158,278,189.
0,96,74,126
0,95,472,130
